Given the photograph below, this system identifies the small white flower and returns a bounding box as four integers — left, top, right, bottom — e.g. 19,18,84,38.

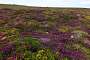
70,35,74,39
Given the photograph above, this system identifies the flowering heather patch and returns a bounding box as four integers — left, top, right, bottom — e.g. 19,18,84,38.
0,4,90,60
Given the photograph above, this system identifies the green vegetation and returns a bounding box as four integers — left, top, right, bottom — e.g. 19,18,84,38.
23,36,41,48
0,4,89,60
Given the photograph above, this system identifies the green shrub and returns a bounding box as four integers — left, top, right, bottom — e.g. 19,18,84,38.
23,37,41,48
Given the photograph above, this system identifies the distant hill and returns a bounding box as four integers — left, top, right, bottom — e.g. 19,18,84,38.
0,4,89,9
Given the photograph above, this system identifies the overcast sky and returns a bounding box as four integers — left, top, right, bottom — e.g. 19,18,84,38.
0,0,90,8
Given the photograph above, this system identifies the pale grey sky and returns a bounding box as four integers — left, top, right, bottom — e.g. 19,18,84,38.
0,0,90,8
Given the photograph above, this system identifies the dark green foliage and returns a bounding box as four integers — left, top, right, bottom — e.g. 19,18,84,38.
23,37,41,48
0,52,3,60
63,14,74,22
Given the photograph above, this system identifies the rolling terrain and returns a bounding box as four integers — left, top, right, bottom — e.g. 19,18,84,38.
0,4,90,60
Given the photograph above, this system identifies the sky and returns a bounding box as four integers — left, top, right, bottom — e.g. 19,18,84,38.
0,0,90,8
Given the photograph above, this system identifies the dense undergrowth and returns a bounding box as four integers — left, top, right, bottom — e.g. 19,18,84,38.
0,6,90,60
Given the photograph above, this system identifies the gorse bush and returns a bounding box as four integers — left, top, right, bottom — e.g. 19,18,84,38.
24,48,57,60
